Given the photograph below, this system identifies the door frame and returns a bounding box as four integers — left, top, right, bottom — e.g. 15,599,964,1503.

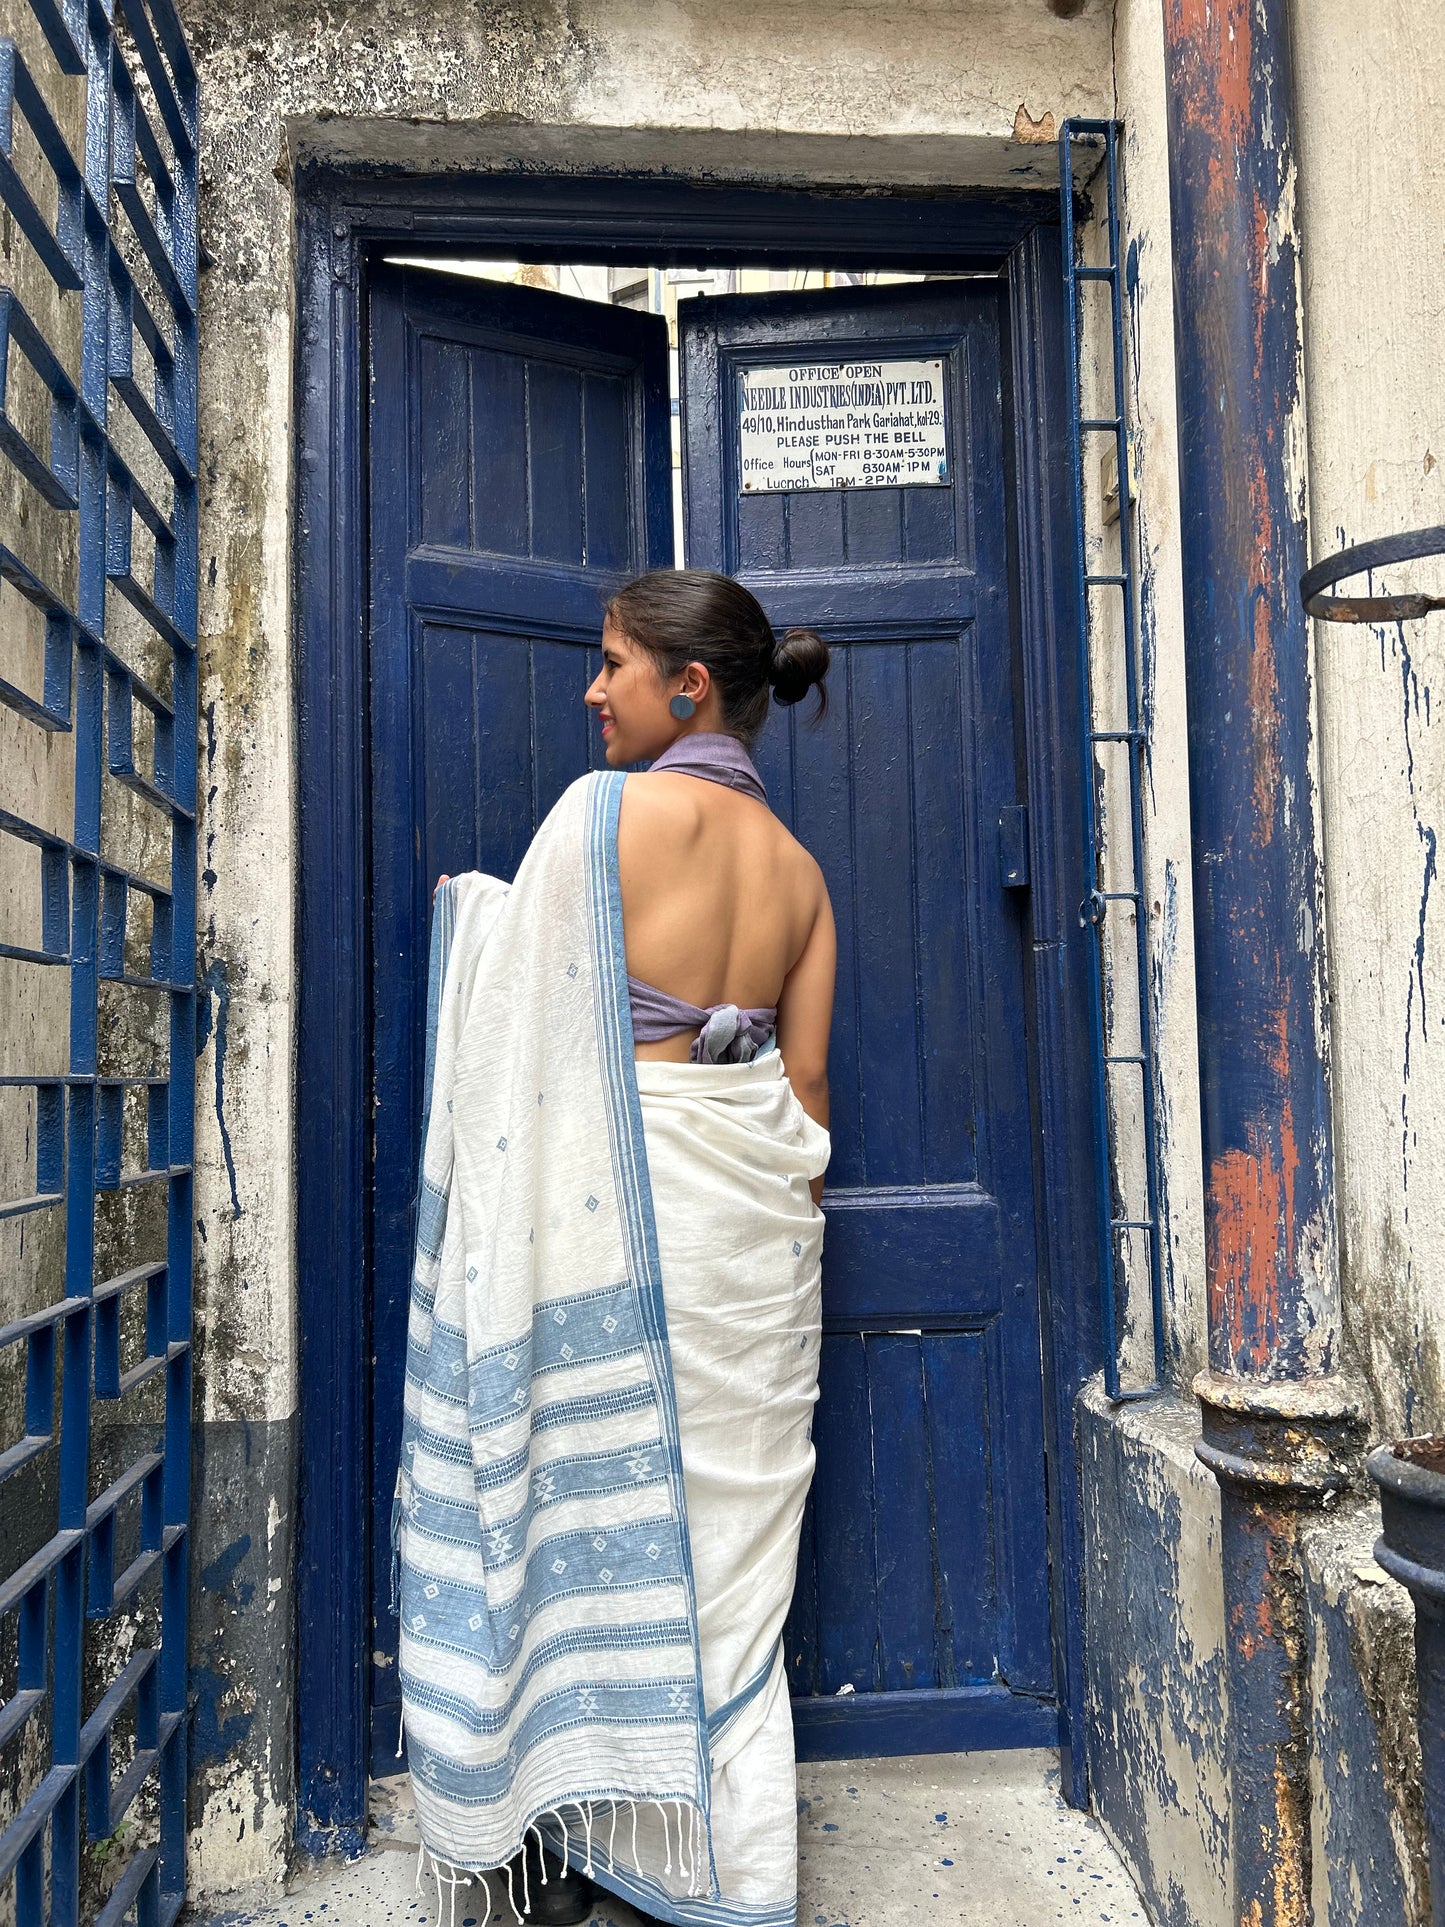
291,157,1103,1855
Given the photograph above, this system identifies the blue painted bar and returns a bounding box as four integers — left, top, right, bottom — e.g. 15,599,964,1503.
1057,119,1166,1403
0,42,84,287
0,0,198,1913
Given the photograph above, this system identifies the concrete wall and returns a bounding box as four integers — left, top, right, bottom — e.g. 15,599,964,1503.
1293,0,1445,1445
179,0,1116,1896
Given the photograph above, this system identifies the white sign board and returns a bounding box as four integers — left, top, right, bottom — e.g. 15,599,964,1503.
738,358,948,493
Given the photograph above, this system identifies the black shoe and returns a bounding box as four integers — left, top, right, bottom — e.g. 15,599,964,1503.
518,1839,595,1926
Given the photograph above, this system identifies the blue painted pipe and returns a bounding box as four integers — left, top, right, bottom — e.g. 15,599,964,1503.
1160,1,1360,1920
1161,0,1337,1383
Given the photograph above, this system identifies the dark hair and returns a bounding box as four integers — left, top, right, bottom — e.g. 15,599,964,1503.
605,569,829,744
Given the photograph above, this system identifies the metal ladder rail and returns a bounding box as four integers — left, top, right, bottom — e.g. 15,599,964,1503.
1059,117,1167,1402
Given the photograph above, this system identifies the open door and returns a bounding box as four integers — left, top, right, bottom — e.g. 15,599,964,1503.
365,264,673,1770
680,281,1057,1759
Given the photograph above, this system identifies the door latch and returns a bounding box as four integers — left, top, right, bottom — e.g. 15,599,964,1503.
998,804,1029,889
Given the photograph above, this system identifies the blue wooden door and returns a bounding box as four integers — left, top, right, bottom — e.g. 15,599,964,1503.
680,283,1056,1757
366,264,673,1770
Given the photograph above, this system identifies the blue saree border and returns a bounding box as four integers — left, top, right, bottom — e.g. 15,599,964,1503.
391,875,460,1614
585,770,719,1900
706,1641,781,1750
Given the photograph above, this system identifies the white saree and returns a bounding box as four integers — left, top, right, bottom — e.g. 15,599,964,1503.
395,771,829,1927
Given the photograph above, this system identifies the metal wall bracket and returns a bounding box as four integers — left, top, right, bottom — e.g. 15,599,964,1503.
1301,523,1445,623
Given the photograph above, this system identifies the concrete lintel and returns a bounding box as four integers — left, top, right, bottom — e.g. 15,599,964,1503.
285,116,1075,194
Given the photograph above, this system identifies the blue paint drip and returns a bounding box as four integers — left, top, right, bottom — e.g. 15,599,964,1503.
200,955,243,1218
202,699,219,892
1392,613,1438,1220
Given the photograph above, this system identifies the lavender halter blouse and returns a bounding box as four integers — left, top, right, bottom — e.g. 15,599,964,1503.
627,733,779,1064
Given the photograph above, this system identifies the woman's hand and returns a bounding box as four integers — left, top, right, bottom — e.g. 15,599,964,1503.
434,874,450,901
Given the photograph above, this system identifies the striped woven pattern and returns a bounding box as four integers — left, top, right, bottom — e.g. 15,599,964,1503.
395,774,716,1888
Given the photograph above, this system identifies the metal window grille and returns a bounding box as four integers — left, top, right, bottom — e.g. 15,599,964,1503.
1058,119,1166,1401
0,0,198,1917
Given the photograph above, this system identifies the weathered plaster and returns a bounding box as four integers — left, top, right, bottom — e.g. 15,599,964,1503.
570,0,1112,149
1079,1384,1232,1927
185,1418,297,1896
1293,0,1445,1438
1082,1387,1429,1927
1302,1501,1427,1926
291,118,1083,191
194,312,298,1434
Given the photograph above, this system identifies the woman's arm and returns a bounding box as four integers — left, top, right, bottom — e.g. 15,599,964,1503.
775,878,836,1207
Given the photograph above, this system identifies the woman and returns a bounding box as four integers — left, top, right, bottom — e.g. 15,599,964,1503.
395,570,835,1927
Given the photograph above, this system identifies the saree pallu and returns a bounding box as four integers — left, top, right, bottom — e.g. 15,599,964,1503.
395,771,829,1927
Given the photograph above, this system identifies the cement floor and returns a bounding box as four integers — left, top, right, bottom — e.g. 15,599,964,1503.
194,1752,1149,1926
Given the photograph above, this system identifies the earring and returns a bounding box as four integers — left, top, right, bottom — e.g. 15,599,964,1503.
669,693,696,720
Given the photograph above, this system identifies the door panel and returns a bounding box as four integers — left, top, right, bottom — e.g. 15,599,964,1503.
806,1326,1001,1694
366,265,672,1772
680,282,1055,1757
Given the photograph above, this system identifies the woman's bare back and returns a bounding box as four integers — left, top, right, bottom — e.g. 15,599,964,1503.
617,772,835,1087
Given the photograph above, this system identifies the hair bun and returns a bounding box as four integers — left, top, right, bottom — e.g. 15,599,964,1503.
769,627,831,713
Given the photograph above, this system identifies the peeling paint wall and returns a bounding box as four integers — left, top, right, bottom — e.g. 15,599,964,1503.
1083,1379,1431,1927
176,0,1116,1897
1079,1385,1232,1927
1293,1,1445,1443
1089,0,1445,1421
1302,1506,1427,1926
1077,12,1437,1927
